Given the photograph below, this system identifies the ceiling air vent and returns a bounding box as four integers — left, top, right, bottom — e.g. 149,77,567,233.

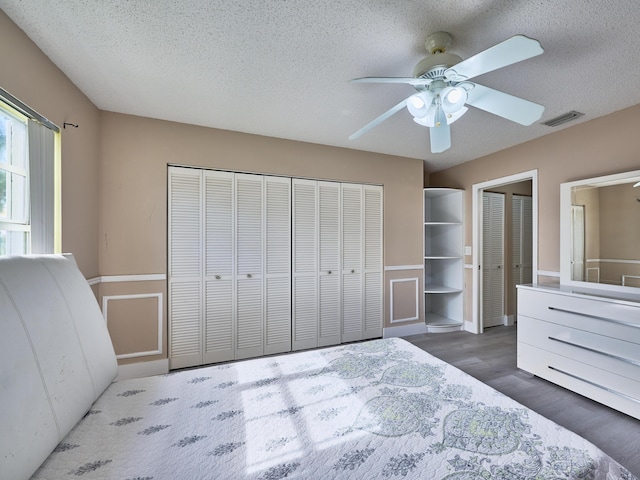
542,111,584,127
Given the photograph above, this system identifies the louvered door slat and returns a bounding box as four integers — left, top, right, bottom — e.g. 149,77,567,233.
342,184,362,271
168,167,203,370
319,182,340,272
265,178,291,275
293,276,318,349
292,179,318,350
203,170,235,363
342,183,363,342
318,181,341,347
482,192,505,327
204,279,233,363
169,172,201,278
236,278,263,359
342,274,362,340
265,277,291,353
293,180,317,274
319,274,341,346
363,185,382,338
264,176,291,354
235,174,264,359
236,174,263,275
205,171,234,277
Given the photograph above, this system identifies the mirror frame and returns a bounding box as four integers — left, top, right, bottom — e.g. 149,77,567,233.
560,169,640,293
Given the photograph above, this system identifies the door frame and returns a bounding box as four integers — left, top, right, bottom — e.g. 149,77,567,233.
470,169,538,334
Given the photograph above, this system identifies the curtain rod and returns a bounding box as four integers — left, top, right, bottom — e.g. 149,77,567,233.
0,86,60,133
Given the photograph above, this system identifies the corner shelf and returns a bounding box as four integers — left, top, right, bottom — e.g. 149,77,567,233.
424,188,464,332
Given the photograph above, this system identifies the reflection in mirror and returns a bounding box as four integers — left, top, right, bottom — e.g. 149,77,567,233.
561,170,640,292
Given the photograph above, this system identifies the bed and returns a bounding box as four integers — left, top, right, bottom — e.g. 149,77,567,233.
1,255,637,479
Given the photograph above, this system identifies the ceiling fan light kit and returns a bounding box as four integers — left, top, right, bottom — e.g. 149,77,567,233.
349,32,545,154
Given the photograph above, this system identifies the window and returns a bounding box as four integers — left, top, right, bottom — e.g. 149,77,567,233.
0,95,58,256
0,105,29,255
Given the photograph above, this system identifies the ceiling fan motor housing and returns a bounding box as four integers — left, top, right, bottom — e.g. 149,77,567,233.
413,52,462,79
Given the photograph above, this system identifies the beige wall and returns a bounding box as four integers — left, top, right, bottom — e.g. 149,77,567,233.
0,10,100,277
429,103,640,325
99,111,424,363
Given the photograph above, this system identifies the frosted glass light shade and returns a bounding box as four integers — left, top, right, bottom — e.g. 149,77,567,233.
441,86,467,113
407,91,434,118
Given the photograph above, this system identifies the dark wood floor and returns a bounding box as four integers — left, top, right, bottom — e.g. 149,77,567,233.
403,325,640,477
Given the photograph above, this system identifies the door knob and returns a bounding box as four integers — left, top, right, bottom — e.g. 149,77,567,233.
215,275,221,280
351,269,355,274
247,274,252,279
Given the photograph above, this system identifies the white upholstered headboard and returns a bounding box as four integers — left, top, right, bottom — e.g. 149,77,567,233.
0,254,118,480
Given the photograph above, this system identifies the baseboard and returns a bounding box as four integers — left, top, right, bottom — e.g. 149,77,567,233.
116,358,169,381
504,315,515,326
383,322,429,338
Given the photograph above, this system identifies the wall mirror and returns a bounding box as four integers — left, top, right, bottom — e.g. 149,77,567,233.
560,169,640,293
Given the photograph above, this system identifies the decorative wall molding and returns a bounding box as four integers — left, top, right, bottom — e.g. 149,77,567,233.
384,265,423,271
102,293,163,360
390,277,419,323
537,270,560,278
86,273,166,285
587,258,640,265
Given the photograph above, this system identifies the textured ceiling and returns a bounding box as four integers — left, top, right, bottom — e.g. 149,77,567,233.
2,0,640,172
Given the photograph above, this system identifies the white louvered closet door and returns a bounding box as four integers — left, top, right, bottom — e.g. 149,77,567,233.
292,179,318,351
511,195,532,317
264,176,292,355
203,170,235,364
318,181,341,347
363,185,383,339
235,174,264,360
168,167,203,370
341,183,364,342
482,191,505,328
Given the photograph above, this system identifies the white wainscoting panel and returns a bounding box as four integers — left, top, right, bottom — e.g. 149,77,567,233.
102,293,163,360
390,277,419,323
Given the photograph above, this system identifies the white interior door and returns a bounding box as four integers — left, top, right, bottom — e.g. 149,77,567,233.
235,173,264,360
341,183,363,342
363,185,383,339
168,167,203,369
318,181,341,347
510,194,532,319
482,191,505,328
264,176,291,355
203,170,235,364
292,179,318,350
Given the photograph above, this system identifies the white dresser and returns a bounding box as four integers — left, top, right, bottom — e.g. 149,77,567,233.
517,284,640,420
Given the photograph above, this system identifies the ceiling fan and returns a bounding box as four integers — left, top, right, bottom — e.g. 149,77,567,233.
348,32,545,153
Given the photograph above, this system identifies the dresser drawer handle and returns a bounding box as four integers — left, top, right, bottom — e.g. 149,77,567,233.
547,306,640,329
548,336,640,367
548,366,640,404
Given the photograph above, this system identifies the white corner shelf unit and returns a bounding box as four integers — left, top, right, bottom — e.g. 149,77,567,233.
424,188,464,332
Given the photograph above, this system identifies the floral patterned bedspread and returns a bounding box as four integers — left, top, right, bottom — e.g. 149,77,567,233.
32,338,636,479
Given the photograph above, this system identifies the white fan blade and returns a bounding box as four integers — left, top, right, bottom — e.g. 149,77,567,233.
429,107,451,153
349,98,408,140
466,83,544,126
445,35,543,81
350,77,433,86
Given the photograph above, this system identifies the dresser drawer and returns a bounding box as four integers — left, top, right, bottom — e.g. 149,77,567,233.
518,287,640,344
518,342,640,420
518,315,640,381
